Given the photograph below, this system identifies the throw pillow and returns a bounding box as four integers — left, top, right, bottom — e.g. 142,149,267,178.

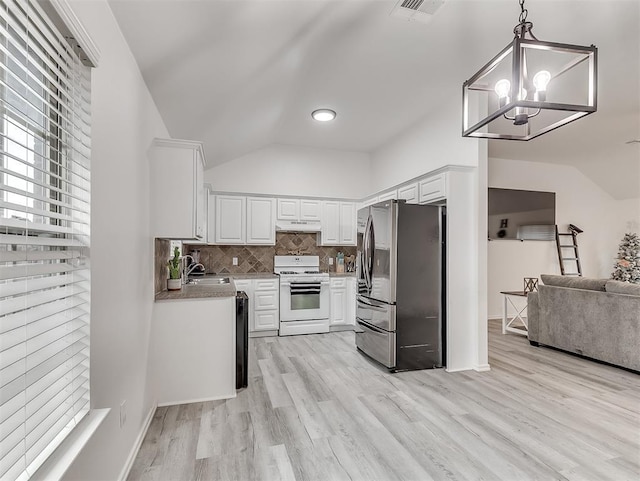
605,280,640,297
540,274,607,291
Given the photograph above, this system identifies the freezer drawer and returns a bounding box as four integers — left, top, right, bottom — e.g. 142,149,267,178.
355,320,395,368
356,295,396,331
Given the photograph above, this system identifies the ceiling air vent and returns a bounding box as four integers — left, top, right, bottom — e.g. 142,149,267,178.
390,0,445,24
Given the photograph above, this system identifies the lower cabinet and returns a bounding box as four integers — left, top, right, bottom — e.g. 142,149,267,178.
330,277,356,327
234,277,279,335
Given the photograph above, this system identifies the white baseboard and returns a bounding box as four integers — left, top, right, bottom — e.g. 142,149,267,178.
474,363,491,372
157,392,236,408
329,324,355,332
249,330,278,338
118,402,157,481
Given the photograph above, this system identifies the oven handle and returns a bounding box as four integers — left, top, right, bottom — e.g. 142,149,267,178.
290,289,322,294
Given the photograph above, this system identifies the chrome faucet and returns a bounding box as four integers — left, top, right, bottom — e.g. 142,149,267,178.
181,255,205,284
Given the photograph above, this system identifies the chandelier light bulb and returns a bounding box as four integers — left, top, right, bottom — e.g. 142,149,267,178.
494,79,511,98
532,70,551,91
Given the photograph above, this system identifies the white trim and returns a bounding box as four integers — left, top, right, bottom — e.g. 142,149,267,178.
157,392,237,408
249,330,279,338
153,138,206,167
329,325,355,332
473,364,492,372
117,402,157,481
49,0,100,67
29,409,110,481
445,366,475,373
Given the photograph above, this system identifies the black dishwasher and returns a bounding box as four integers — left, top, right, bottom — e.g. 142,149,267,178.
236,291,249,389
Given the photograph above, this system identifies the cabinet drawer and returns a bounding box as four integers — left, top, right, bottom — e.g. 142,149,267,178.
234,279,252,290
419,174,447,204
254,290,278,310
330,278,347,288
254,279,278,291
254,311,279,330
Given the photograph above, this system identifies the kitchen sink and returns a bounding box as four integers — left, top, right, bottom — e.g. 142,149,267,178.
187,276,231,285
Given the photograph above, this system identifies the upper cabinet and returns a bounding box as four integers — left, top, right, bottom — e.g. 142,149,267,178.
215,195,246,244
190,183,212,245
247,197,276,245
150,138,206,240
397,182,419,204
213,195,275,245
320,201,356,246
419,173,448,204
377,190,397,202
276,198,322,222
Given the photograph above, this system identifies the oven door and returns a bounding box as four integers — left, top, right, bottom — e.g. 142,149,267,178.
280,280,330,321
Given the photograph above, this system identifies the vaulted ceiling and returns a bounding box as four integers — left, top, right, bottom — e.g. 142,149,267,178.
110,0,639,199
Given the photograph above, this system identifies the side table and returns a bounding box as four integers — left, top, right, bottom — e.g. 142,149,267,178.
500,291,529,336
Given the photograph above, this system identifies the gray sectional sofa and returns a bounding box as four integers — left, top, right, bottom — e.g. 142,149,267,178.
527,274,640,372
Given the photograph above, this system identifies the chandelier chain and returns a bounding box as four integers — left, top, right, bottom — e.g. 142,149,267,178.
518,0,528,24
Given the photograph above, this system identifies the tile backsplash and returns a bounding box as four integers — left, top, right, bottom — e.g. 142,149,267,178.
183,232,357,274
154,238,171,295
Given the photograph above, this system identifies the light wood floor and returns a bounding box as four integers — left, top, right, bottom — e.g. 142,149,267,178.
128,320,640,481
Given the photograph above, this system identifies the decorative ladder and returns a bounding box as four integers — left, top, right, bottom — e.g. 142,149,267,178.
555,224,583,276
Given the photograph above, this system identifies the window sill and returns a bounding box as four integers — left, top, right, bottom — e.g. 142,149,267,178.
28,408,110,481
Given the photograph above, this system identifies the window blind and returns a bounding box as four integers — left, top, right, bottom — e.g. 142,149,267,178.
0,0,91,479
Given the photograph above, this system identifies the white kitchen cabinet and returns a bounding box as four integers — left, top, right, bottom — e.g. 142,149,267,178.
377,190,397,202
321,201,356,246
419,173,448,204
207,191,215,243
330,277,356,327
247,197,276,245
277,198,299,220
151,138,206,240
339,202,356,245
397,182,419,204
190,183,212,245
346,277,356,326
250,278,280,336
321,201,340,245
215,195,246,244
299,199,322,221
277,198,322,222
357,196,378,211
330,278,347,325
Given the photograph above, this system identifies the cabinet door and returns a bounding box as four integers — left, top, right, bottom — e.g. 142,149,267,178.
346,277,356,326
207,192,215,243
377,190,397,202
321,201,340,245
151,139,204,240
398,182,419,204
215,195,246,244
234,279,255,331
330,286,347,325
254,311,279,330
299,199,322,221
277,198,299,220
339,202,356,245
254,290,279,310
419,173,447,204
194,149,205,238
247,197,276,245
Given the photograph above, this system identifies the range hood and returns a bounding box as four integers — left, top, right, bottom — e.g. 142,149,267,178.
275,221,322,232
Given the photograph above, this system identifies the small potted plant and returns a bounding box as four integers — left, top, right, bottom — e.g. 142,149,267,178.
167,246,182,290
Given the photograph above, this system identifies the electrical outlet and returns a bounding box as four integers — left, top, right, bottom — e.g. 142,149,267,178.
232,257,238,266
120,400,127,428
329,258,334,265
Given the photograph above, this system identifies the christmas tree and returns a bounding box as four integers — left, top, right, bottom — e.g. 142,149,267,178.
611,233,640,283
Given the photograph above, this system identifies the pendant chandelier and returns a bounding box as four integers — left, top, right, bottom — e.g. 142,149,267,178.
462,0,597,141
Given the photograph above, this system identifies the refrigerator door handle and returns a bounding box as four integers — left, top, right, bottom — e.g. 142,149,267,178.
356,319,387,334
357,296,389,312
363,214,372,289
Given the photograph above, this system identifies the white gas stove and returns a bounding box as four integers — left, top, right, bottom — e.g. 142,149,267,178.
274,256,330,336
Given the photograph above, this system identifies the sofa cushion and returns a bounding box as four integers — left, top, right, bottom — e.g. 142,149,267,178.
540,274,607,291
605,280,640,297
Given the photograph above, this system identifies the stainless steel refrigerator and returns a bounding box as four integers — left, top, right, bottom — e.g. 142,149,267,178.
356,199,445,371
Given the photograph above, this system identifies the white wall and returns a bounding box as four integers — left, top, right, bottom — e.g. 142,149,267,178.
370,96,480,193
63,1,169,480
204,143,371,198
487,157,639,318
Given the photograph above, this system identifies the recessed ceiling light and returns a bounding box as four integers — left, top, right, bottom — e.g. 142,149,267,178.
312,109,336,122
